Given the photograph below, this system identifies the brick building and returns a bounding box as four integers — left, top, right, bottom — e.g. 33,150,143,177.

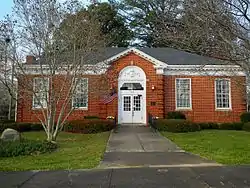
16,47,247,124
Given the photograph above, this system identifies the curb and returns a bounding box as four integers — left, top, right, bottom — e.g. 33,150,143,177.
97,163,223,170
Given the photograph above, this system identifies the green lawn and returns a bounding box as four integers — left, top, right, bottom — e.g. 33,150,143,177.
161,130,250,165
0,131,110,171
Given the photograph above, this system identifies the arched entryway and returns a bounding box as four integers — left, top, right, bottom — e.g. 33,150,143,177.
118,66,146,124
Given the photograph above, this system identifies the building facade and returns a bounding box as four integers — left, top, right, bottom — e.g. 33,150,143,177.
16,48,247,124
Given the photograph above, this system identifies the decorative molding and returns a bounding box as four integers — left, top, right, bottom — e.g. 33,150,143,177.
164,65,246,76
17,49,246,77
118,66,146,81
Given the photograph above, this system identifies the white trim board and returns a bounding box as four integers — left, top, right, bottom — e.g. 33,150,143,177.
164,65,246,76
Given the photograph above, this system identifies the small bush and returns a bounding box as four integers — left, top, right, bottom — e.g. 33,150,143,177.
219,122,243,130
166,111,186,120
155,119,200,133
240,112,250,123
0,140,57,157
198,122,219,130
243,122,250,132
64,119,115,134
30,123,44,131
0,122,43,133
84,116,100,119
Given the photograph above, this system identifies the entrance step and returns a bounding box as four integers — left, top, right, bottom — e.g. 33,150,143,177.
120,123,146,127
99,152,218,168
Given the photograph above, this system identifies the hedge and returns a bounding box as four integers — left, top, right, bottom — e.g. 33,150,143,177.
0,122,43,133
243,122,250,132
154,119,200,133
0,140,57,157
240,112,250,123
166,111,186,120
218,122,244,130
198,122,219,130
153,119,245,132
64,119,115,134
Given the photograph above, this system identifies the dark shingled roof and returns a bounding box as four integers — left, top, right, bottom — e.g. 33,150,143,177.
138,47,225,65
99,47,225,65
27,47,226,65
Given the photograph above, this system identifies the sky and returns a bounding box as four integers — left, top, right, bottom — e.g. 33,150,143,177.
0,0,14,19
0,0,108,20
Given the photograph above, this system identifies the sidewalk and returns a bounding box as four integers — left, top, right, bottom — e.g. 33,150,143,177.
2,166,250,188
100,125,217,168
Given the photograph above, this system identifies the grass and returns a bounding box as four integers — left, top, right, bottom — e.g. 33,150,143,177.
161,130,250,165
0,131,110,171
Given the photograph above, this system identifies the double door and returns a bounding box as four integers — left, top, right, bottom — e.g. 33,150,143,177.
122,94,143,124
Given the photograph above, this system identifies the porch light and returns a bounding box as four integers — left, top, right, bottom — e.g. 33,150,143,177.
152,85,155,90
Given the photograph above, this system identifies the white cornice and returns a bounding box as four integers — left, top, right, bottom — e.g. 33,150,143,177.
164,65,246,76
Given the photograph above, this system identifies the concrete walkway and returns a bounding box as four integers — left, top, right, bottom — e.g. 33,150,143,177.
2,166,250,188
106,126,181,152
100,125,218,168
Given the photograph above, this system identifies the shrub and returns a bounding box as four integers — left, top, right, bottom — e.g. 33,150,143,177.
240,112,250,123
218,122,243,130
155,119,200,133
0,140,57,157
243,122,250,132
30,123,44,131
198,122,219,130
0,122,43,133
84,116,100,119
64,119,115,134
166,111,186,120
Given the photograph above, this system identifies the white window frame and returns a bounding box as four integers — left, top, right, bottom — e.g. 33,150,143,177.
32,77,49,109
72,78,88,110
215,78,232,110
175,78,192,110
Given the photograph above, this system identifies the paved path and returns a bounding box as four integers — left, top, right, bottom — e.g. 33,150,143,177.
105,126,181,152
2,166,250,188
100,125,217,168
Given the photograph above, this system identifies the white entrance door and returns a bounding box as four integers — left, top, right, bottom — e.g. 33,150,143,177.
121,94,144,124
122,95,133,123
132,94,143,123
118,66,146,124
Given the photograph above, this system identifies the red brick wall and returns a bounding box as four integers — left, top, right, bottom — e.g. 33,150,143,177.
164,76,246,122
16,74,108,122
16,52,247,123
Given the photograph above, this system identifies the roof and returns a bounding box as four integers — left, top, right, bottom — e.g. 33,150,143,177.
27,47,226,66
97,47,225,65
138,48,225,65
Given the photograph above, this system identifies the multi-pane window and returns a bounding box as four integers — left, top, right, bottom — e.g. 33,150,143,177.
72,78,88,108
215,79,231,109
176,78,192,109
123,96,131,111
33,77,49,108
133,95,141,111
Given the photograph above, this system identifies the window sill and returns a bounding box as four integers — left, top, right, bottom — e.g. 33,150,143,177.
175,108,192,111
215,108,232,112
73,107,88,111
32,107,47,110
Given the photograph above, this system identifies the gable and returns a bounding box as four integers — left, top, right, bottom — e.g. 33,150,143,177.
101,47,167,68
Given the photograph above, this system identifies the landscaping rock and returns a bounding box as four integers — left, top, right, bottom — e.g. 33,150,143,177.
1,128,21,142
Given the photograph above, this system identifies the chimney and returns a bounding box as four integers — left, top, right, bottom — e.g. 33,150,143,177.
26,55,36,64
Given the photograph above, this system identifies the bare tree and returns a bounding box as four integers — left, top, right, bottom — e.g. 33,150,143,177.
8,0,106,142
0,17,17,120
156,0,250,70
